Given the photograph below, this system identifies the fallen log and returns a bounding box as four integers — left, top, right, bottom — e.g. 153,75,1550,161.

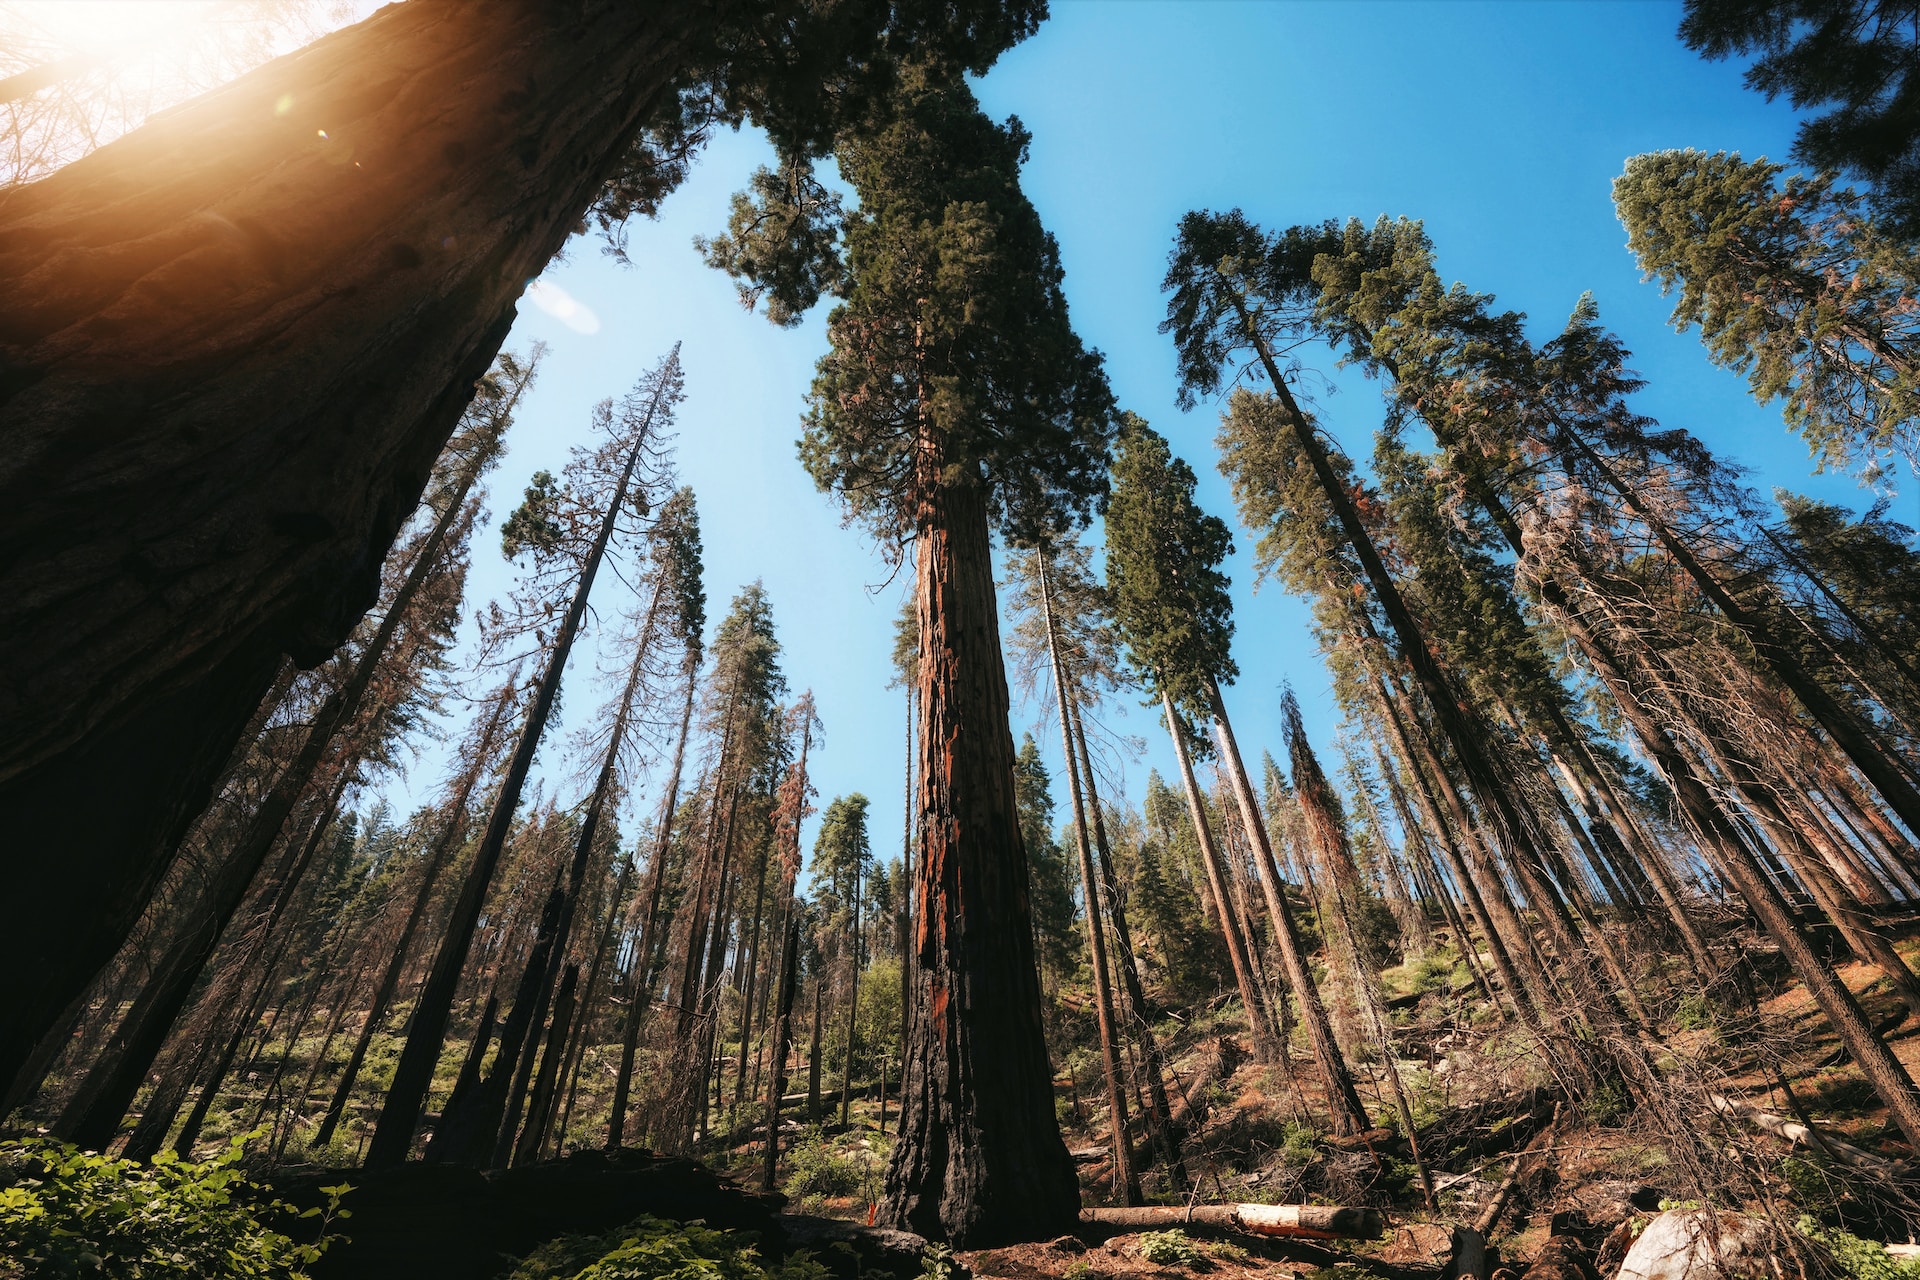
1707,1093,1902,1174
1475,1103,1560,1236
1079,1203,1383,1240
1082,1038,1241,1184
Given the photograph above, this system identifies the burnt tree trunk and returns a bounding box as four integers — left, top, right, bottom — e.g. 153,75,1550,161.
762,913,801,1192
311,678,516,1150
882,473,1078,1247
0,0,715,1086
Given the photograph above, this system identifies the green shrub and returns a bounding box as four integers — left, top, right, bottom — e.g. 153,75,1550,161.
1672,995,1713,1032
1138,1229,1201,1267
1797,1215,1920,1280
783,1131,862,1199
507,1215,829,1280
1278,1120,1318,1165
0,1133,346,1279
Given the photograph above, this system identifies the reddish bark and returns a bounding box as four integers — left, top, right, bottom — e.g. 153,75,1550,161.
883,474,1079,1246
0,0,710,1087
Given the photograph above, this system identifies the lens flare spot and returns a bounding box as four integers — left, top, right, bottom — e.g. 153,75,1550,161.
525,279,600,335
275,94,293,115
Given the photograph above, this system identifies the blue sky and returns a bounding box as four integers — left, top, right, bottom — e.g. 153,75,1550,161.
380,1,1899,877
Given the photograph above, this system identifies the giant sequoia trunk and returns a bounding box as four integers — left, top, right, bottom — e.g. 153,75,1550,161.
883,472,1079,1247
0,0,713,1085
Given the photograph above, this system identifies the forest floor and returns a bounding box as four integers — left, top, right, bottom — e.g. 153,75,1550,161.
715,931,1920,1278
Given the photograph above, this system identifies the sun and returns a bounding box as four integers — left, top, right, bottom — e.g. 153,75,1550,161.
7,1,226,61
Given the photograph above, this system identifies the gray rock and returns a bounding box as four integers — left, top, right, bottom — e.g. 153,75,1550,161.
1614,1210,1776,1280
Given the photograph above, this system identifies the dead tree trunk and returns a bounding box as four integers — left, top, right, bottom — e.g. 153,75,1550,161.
606,660,697,1149
1162,692,1277,1058
762,914,801,1192
311,678,517,1150
1038,554,1136,1203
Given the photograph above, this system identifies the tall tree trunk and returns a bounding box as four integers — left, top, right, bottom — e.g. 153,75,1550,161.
1037,554,1136,1202
0,2,712,1087
839,856,862,1131
882,473,1078,1248
311,679,516,1150
426,877,565,1165
513,964,580,1166
368,367,663,1167
1161,692,1277,1058
1069,696,1186,1190
732,854,769,1122
1208,680,1368,1135
762,914,802,1191
606,660,697,1149
551,858,635,1158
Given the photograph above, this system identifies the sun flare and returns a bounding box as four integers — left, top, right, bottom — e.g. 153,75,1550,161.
8,0,224,60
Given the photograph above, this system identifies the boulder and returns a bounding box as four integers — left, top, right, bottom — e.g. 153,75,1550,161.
1614,1210,1776,1280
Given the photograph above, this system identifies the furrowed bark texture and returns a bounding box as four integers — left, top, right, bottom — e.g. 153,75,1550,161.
0,0,709,1084
883,475,1079,1247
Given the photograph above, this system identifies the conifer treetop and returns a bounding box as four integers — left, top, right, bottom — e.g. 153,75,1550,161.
1103,414,1236,723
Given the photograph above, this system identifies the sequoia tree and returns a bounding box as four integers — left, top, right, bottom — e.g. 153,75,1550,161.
0,0,1043,1092
705,62,1108,1244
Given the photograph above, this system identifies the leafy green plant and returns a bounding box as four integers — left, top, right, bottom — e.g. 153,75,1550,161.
1062,1259,1093,1280
1796,1215,1920,1280
1203,1240,1246,1263
1138,1229,1201,1267
1672,995,1713,1032
507,1215,828,1280
0,1133,346,1279
1278,1120,1318,1165
919,1243,956,1280
784,1130,862,1199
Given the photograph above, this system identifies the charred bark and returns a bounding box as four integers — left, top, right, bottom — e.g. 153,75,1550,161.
882,474,1078,1247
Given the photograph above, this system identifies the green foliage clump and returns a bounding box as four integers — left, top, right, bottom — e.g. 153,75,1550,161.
783,1131,862,1199
1138,1229,1202,1267
1672,994,1715,1032
919,1244,957,1280
508,1216,829,1280
0,1134,346,1279
1796,1215,1920,1280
